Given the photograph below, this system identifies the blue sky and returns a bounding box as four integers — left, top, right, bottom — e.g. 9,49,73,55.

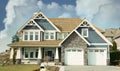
0,0,120,52
0,0,8,30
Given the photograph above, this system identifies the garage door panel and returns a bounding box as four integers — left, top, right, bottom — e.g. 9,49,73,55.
88,49,107,65
65,49,84,65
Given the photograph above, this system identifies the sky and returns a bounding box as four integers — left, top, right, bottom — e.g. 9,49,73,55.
0,0,120,53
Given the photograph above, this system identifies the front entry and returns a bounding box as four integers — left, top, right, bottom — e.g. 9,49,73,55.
44,48,55,61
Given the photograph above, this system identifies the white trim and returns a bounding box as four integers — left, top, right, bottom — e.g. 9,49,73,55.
23,48,39,59
91,43,108,45
10,48,14,59
16,48,21,59
59,29,90,46
23,30,40,41
18,19,44,33
44,31,56,40
75,30,90,45
83,19,112,46
34,12,61,32
55,48,59,59
38,48,42,59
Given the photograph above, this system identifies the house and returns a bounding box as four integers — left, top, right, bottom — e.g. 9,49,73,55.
103,28,120,50
114,33,120,50
8,12,112,65
103,28,120,42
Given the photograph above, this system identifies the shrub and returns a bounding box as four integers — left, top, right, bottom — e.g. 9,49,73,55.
110,51,120,65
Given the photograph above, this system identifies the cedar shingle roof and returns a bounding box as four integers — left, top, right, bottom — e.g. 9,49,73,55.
49,18,83,32
8,40,62,47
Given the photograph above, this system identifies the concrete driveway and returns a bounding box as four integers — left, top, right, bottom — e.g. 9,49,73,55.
64,66,120,71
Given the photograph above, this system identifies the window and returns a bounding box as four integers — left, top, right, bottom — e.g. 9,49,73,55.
30,32,33,40
89,50,93,52
95,50,99,52
24,48,38,59
45,32,49,39
100,50,104,52
35,32,38,40
24,32,28,40
45,32,55,40
50,32,54,39
82,28,88,37
24,48,29,58
35,49,38,58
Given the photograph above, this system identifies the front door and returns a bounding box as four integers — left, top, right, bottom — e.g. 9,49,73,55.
44,49,55,62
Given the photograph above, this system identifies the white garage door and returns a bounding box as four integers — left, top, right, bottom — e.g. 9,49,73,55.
88,49,107,65
65,48,84,65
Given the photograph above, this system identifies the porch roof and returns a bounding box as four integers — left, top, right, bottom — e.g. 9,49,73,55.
8,40,62,47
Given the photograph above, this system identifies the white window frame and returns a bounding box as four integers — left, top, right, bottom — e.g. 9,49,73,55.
24,48,38,59
23,30,40,41
44,31,56,40
82,28,88,37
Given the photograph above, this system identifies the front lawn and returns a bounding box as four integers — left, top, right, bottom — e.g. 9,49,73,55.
0,64,39,71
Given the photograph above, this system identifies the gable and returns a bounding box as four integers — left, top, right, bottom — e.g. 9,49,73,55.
18,19,44,32
61,31,87,48
74,19,112,45
77,27,106,43
33,12,60,32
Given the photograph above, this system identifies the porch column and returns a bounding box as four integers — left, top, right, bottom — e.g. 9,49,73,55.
55,48,59,63
16,47,21,64
38,47,42,64
10,48,14,59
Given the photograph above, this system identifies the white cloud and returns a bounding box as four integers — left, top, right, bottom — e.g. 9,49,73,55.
0,0,77,52
0,0,39,52
75,0,120,29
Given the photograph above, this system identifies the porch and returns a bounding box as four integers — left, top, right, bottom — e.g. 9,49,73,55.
10,47,61,64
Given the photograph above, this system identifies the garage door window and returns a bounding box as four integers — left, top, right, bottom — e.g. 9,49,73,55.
95,50,99,52
67,49,71,52
78,50,82,52
100,50,104,52
72,49,76,52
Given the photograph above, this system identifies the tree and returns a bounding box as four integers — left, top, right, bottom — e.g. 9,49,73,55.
111,41,117,51
12,34,19,43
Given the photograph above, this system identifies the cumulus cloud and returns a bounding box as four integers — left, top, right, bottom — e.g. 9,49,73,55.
75,0,120,29
0,0,77,52
0,0,39,52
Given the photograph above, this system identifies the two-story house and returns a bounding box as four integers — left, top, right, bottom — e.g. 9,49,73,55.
8,12,112,65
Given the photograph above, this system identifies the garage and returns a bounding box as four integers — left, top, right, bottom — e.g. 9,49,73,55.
88,49,107,65
65,48,84,65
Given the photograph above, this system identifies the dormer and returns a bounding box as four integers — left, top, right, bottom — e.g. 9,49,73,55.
80,21,89,37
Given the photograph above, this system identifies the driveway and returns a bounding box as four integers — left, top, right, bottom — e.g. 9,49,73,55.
64,66,120,71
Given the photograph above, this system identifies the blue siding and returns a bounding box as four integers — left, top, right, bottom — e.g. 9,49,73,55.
34,19,56,30
77,27,106,43
23,26,39,30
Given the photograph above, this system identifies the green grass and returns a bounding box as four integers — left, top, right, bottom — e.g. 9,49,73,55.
0,64,39,71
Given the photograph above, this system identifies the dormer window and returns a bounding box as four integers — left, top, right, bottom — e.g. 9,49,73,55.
44,31,55,40
82,28,88,37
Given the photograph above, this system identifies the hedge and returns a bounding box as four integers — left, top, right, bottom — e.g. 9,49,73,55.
110,51,120,64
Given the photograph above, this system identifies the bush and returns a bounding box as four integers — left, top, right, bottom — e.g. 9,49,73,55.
110,51,120,65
